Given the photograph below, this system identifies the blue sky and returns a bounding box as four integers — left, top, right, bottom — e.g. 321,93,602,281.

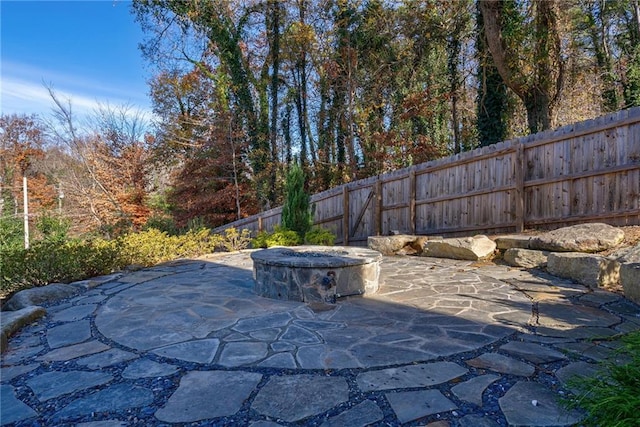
1,0,152,119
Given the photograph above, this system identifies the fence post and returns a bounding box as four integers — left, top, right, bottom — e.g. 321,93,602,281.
514,142,525,232
258,216,263,233
374,179,382,236
409,169,416,235
342,186,350,245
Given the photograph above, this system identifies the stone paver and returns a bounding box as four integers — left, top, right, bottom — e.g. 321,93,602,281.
356,361,467,391
386,389,458,423
499,381,583,426
0,384,37,425
466,352,536,376
252,375,349,422
75,348,139,369
0,363,38,382
152,339,220,364
451,374,500,406
49,303,97,322
54,384,154,421
555,361,602,393
36,340,110,362
121,359,179,379
1,251,639,426
46,320,92,348
156,371,262,423
320,399,384,427
500,341,568,364
25,370,113,401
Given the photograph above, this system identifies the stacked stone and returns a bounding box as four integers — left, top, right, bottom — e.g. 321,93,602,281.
368,223,640,305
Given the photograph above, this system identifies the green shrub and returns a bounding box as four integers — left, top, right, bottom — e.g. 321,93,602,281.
0,216,24,251
36,213,70,244
281,164,312,238
143,214,178,235
566,331,640,426
304,226,336,246
118,227,220,266
220,227,252,252
252,226,301,248
1,239,122,299
0,227,222,300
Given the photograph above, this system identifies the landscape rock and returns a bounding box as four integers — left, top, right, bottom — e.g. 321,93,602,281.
530,223,624,252
3,283,80,311
422,235,496,261
1,306,46,352
620,262,640,304
547,252,620,288
494,235,531,250
610,242,640,262
503,248,549,269
615,243,640,304
367,235,428,256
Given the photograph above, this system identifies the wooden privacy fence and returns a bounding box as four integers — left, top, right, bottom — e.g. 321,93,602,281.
215,107,640,245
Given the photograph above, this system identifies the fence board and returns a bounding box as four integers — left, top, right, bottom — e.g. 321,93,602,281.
214,107,640,242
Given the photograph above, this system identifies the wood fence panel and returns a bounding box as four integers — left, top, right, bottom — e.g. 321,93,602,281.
347,184,376,243
311,189,344,238
214,107,640,241
256,208,282,233
381,174,410,234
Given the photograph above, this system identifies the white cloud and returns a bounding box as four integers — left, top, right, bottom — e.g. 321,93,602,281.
0,61,153,122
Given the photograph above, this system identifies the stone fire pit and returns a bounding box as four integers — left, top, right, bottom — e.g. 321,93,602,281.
251,246,382,303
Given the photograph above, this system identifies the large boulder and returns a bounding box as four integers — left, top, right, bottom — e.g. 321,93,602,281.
494,235,532,250
530,223,624,253
367,235,428,256
422,235,496,261
547,252,620,288
617,243,640,304
1,306,46,353
2,283,80,311
503,248,549,269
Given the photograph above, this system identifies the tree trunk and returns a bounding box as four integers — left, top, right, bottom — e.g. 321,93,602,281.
523,89,552,135
268,0,281,203
478,0,564,134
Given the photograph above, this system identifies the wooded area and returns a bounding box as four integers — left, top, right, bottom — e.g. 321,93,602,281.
2,0,640,240
216,107,640,243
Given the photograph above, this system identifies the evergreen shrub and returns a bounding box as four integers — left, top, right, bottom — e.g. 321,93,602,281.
304,226,336,245
281,164,312,238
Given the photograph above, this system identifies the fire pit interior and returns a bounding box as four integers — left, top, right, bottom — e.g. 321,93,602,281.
251,246,382,303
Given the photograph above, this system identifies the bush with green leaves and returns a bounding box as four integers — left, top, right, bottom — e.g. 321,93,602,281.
118,228,221,266
143,214,179,235
1,238,121,299
0,227,224,301
304,226,336,246
281,163,312,238
0,216,24,251
566,331,640,427
252,226,302,248
36,213,70,243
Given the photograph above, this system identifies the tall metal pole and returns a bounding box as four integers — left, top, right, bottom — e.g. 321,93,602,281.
23,174,29,249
